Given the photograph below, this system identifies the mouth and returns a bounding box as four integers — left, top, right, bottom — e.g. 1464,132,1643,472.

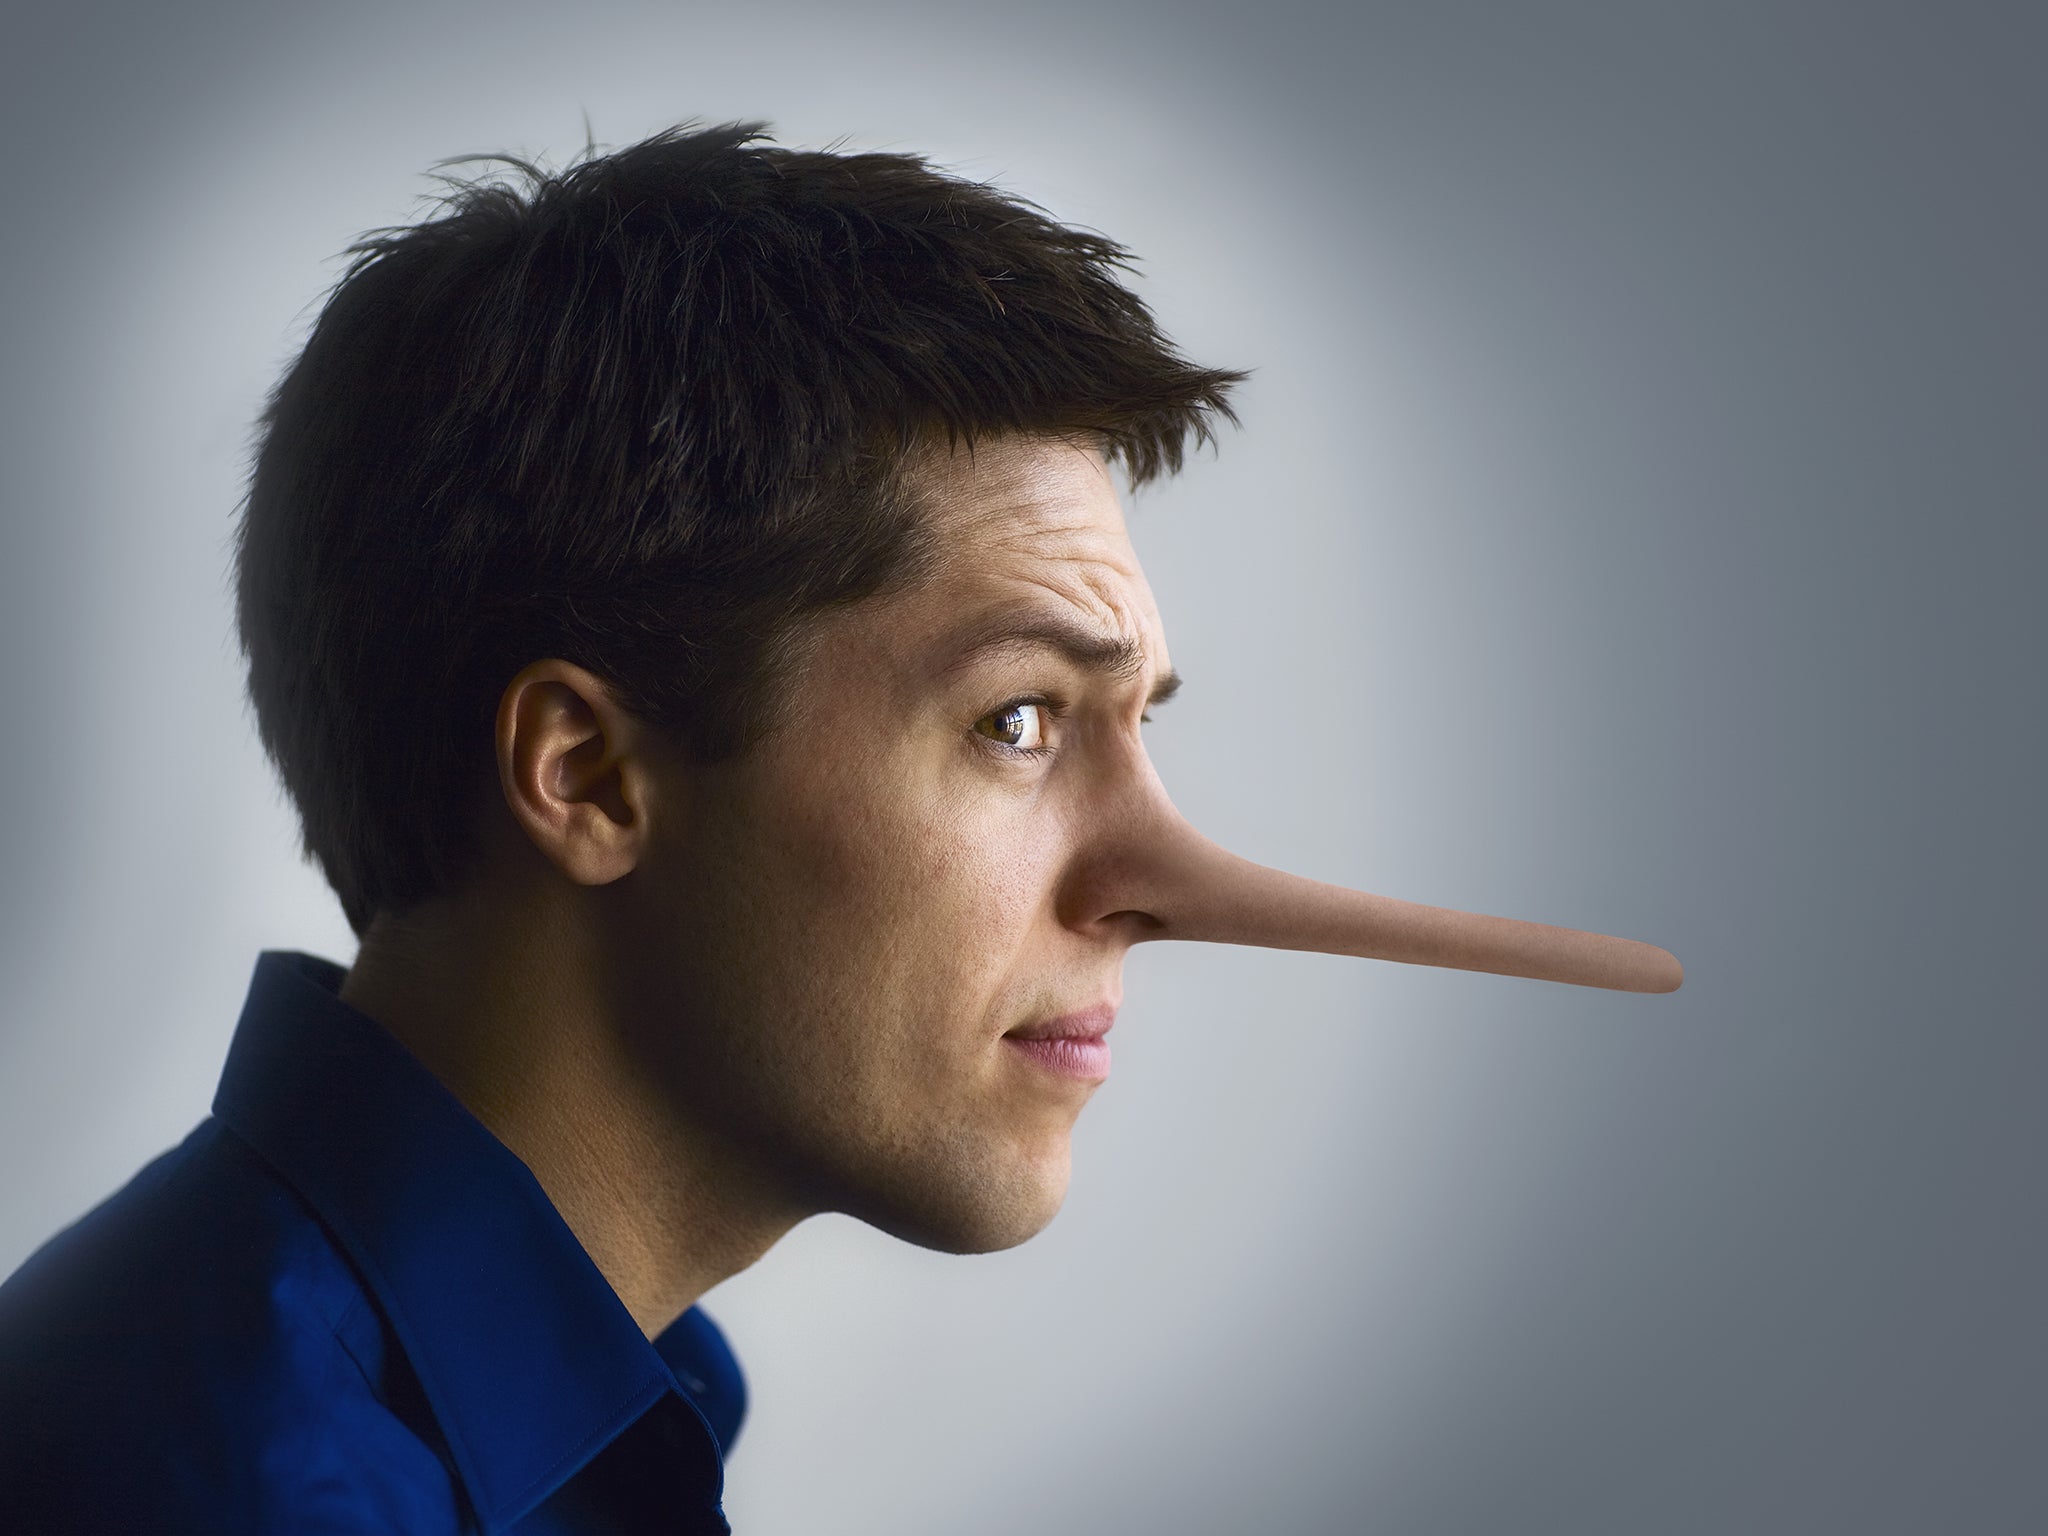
1002,1004,1116,1083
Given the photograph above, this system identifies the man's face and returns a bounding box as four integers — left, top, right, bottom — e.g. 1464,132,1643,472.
609,434,1180,1253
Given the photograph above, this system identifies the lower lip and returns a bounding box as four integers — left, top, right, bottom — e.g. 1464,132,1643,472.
1003,1035,1112,1082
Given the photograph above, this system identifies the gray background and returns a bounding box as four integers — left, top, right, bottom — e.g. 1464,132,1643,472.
3,2,2042,1531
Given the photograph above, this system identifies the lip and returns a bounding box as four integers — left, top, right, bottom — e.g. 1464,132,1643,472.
1003,1004,1116,1082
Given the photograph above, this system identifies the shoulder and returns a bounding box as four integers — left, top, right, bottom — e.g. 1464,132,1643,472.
0,1120,465,1533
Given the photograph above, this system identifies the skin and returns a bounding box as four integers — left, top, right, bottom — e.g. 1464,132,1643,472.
343,432,1681,1338
343,435,1190,1335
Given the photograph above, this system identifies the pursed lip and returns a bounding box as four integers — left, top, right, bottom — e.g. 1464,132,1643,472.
1003,1002,1117,1042
1002,1002,1117,1083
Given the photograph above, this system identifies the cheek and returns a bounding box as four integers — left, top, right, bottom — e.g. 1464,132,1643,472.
755,752,1063,980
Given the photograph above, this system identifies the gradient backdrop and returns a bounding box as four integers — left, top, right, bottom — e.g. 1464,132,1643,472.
2,3,2041,1532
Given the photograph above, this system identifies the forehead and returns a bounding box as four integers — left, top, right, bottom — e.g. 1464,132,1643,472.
892,435,1166,654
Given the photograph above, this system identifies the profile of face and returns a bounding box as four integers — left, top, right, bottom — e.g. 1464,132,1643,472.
590,434,1679,1258
606,437,1177,1254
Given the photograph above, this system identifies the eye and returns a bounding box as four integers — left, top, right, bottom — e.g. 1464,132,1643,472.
974,701,1049,751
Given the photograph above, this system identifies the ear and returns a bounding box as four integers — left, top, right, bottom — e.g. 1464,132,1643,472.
494,659,663,888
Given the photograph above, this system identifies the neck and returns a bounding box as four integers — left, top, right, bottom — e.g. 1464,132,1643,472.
338,886,799,1337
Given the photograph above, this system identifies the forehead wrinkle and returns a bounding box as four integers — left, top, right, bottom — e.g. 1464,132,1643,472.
938,609,1151,689
901,433,1173,696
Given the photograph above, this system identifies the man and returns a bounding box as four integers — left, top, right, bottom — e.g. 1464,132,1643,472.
0,123,1676,1534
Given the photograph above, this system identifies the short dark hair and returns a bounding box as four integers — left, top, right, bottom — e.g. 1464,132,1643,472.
237,122,1242,935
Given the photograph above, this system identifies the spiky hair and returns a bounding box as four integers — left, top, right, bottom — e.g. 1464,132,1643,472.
237,122,1243,933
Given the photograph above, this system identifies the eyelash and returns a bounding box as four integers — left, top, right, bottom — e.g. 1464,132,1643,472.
971,695,1156,761
975,695,1062,760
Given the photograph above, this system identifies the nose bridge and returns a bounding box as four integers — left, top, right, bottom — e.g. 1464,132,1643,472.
1060,746,1683,994
1053,731,1193,939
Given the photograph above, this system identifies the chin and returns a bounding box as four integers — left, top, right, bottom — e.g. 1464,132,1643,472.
852,1138,1074,1255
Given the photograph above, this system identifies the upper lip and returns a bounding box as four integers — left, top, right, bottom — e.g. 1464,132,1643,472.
1005,1003,1118,1041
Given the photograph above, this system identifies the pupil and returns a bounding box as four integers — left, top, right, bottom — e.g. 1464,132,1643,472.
996,707,1025,743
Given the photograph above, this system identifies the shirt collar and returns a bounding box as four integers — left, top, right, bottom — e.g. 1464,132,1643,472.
212,950,726,1532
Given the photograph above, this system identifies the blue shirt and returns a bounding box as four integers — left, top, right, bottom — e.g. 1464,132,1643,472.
0,951,745,1534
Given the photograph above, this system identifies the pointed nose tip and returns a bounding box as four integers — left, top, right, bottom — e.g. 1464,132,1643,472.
1133,824,1684,994
1643,949,1685,994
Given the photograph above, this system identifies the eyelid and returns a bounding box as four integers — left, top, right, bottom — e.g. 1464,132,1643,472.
974,691,1156,733
969,676,1162,763
974,695,1061,758
991,691,1064,721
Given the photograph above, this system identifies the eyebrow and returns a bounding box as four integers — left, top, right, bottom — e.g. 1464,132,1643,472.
943,611,1183,707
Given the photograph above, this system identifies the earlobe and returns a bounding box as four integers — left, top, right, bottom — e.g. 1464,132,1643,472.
495,660,654,888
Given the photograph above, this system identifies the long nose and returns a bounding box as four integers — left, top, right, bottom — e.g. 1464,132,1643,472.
1068,768,1683,995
